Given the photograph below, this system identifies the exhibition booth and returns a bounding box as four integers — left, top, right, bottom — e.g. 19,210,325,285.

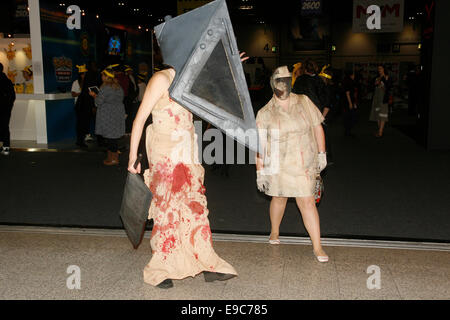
2,0,152,145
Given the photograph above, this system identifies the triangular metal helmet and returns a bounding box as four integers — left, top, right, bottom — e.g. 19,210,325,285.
154,0,259,153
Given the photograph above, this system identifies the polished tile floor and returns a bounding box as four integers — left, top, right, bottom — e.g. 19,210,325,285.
0,231,449,300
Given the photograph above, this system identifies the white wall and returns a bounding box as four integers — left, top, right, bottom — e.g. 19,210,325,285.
10,99,37,141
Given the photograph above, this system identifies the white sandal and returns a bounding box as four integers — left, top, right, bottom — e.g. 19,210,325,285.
269,239,281,245
314,251,329,263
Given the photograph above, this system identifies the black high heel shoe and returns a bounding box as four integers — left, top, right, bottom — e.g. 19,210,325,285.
203,271,236,282
157,279,174,289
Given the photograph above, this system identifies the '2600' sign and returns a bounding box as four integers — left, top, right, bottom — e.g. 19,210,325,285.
301,0,322,14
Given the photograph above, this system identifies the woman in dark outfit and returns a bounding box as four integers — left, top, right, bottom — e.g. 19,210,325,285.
342,70,358,137
369,65,393,138
318,65,335,162
0,63,16,155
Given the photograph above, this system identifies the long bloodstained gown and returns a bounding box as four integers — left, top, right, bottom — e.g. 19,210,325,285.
142,69,237,286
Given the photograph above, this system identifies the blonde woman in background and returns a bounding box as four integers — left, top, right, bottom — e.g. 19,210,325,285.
291,62,302,88
89,66,125,165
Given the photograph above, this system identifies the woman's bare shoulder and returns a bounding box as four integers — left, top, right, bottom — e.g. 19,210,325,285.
144,70,173,94
150,70,171,84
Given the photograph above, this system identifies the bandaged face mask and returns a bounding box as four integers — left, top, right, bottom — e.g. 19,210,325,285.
271,77,292,100
270,66,292,100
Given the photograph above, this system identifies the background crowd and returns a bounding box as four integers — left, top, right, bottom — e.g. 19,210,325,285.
0,55,423,165
69,61,149,165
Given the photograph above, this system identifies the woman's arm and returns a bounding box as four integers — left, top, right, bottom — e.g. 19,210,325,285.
255,141,265,171
91,87,106,107
255,111,267,172
313,124,326,153
346,90,353,109
127,72,171,173
71,81,80,97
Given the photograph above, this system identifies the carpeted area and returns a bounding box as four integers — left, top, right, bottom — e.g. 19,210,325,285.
2,231,449,300
1,102,449,241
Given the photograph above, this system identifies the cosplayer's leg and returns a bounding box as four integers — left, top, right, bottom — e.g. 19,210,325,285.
378,120,386,137
269,197,288,242
295,196,328,262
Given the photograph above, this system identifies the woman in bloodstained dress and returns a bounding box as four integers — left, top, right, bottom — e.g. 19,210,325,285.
127,66,237,289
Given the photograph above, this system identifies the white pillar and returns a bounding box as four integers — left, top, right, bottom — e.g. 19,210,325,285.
28,0,47,144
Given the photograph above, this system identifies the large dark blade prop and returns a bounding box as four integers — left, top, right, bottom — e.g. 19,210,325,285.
119,154,152,249
154,0,260,153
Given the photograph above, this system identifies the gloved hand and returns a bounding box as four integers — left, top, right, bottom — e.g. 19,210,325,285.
256,170,269,192
318,153,327,172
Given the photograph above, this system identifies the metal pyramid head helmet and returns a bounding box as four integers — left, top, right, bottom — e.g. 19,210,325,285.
154,0,260,153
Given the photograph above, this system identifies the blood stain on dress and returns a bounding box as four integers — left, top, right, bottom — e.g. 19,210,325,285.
172,163,192,193
201,226,211,242
190,225,204,247
188,201,204,218
162,235,176,254
197,180,206,194
166,108,174,117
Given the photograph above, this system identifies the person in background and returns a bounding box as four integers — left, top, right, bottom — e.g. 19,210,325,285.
369,65,392,138
84,61,101,142
291,62,302,88
318,65,334,119
406,65,422,117
72,64,92,148
0,63,16,156
124,65,139,134
71,65,86,104
342,70,358,137
115,64,129,100
85,61,101,87
136,72,148,103
292,59,325,113
318,64,335,163
89,66,125,165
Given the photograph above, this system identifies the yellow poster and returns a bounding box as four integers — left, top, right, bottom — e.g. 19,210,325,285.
177,0,212,15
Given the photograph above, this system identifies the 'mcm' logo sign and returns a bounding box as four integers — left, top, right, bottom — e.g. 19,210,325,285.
356,4,400,18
